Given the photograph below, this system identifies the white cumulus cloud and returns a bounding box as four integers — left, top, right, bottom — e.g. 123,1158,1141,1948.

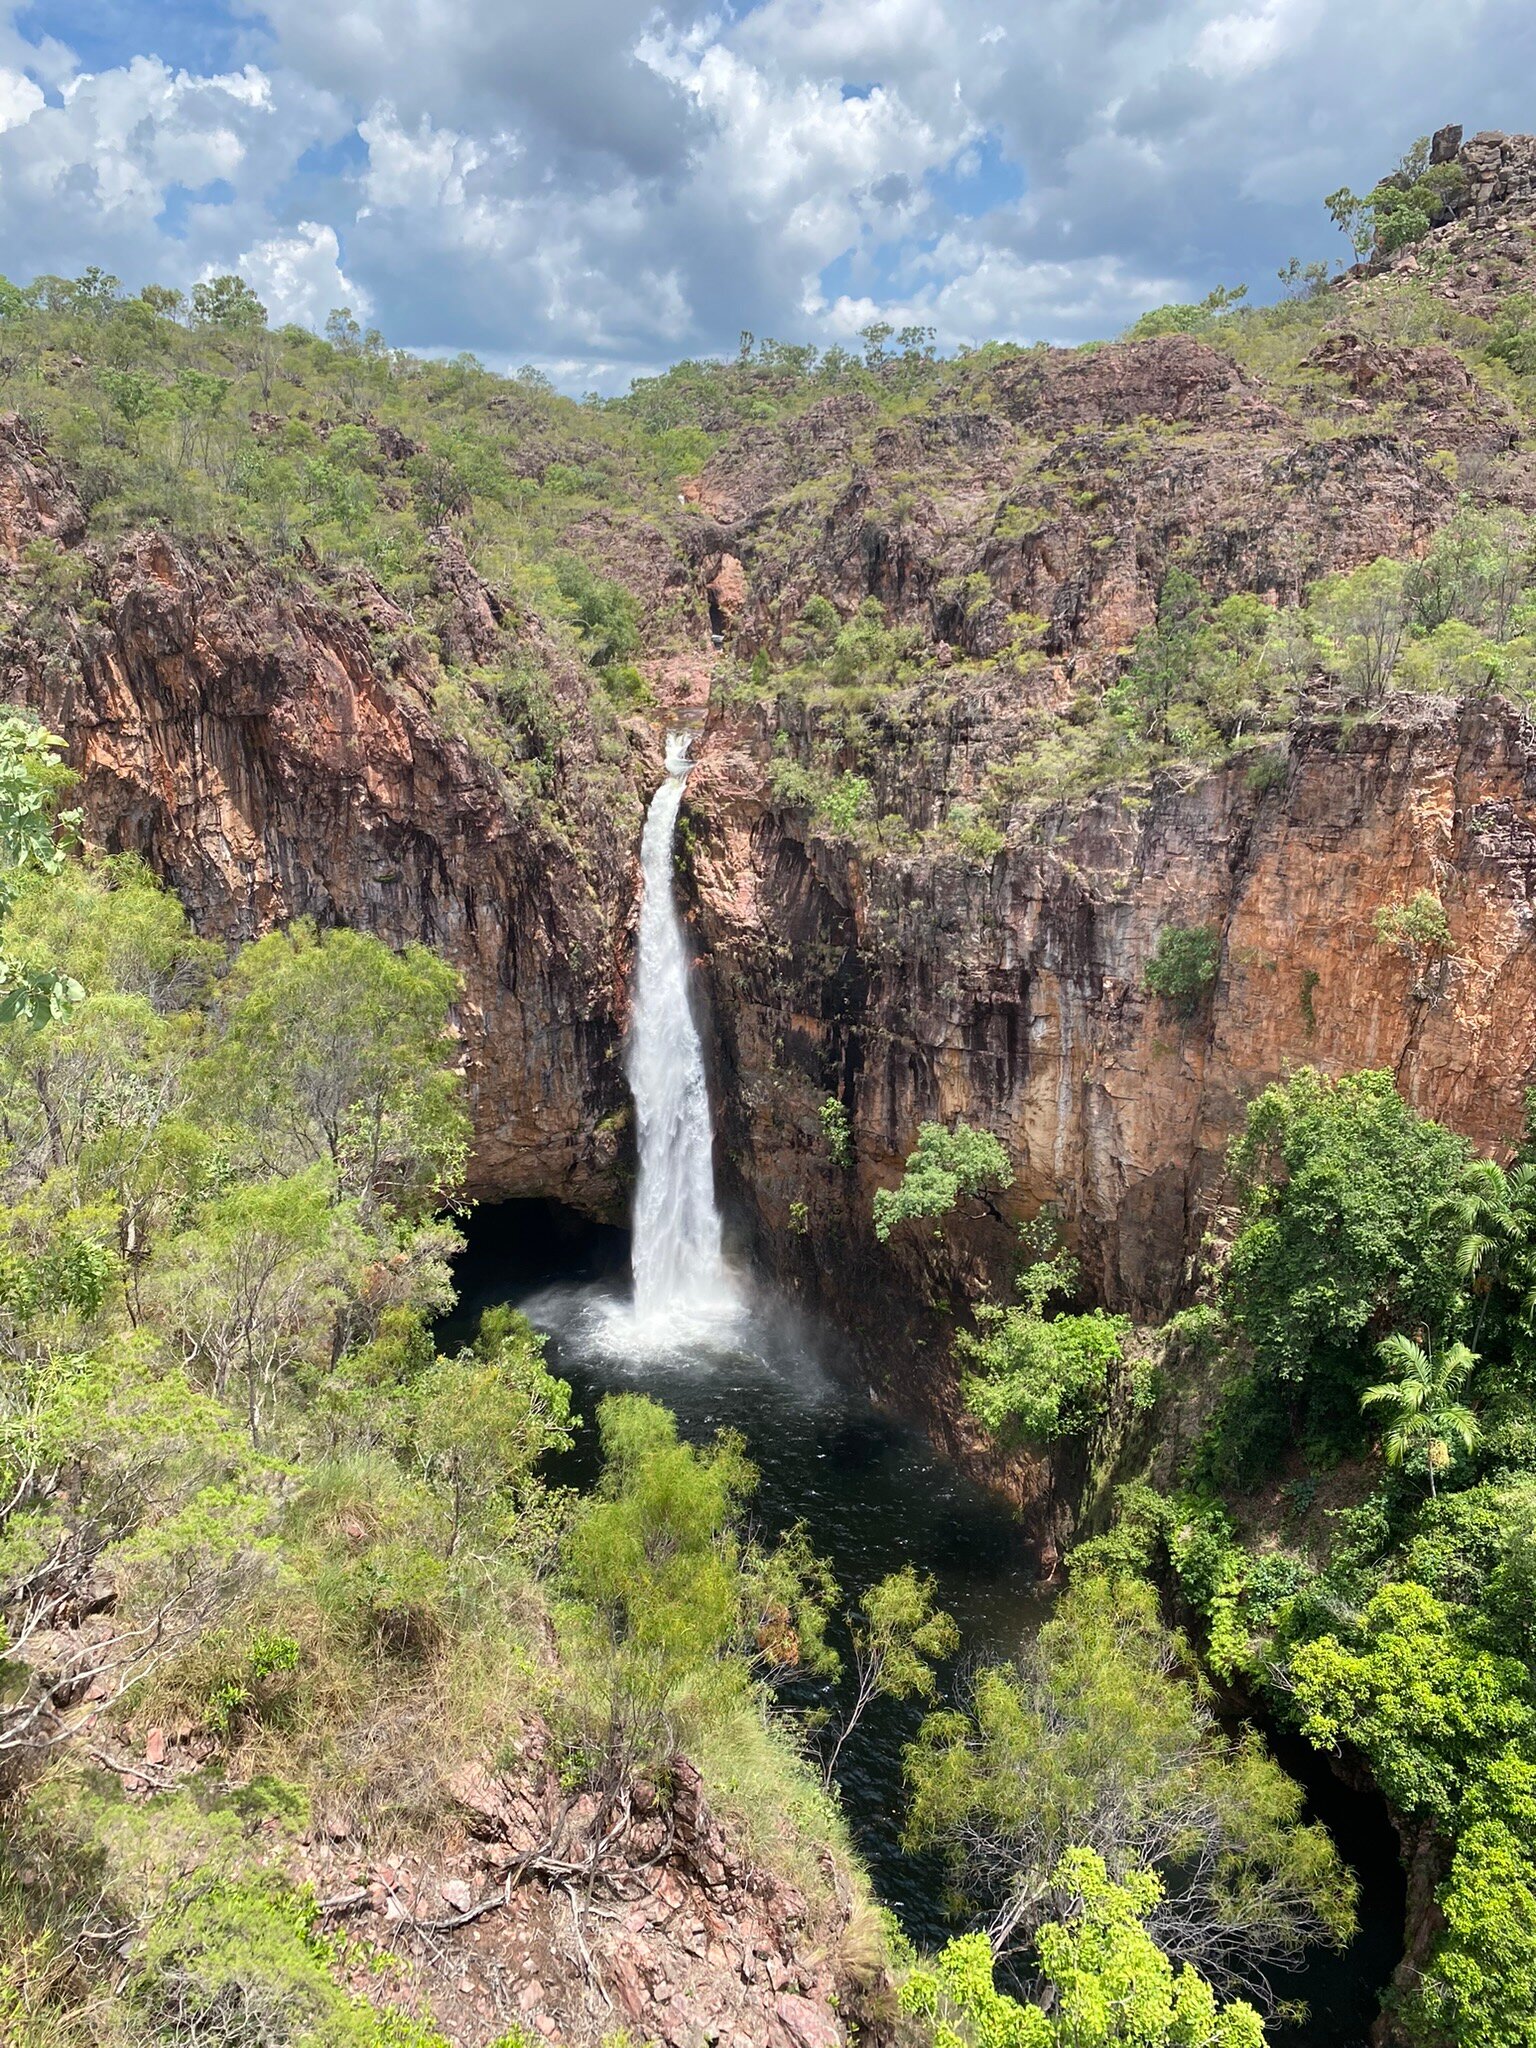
236,221,369,327
0,0,1527,380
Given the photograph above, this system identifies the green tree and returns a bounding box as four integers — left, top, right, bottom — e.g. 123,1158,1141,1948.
1429,1150,1536,1355
1124,285,1248,341
0,1345,260,1775
874,1121,1014,1241
1112,568,1206,745
553,555,640,667
138,283,185,321
171,368,231,466
1308,558,1410,702
1372,888,1451,961
145,1168,363,1443
1362,1334,1481,1496
959,1293,1132,1445
1288,1582,1532,1826
819,771,871,837
1144,924,1221,1018
199,922,469,1217
906,1576,1353,1994
901,1851,1268,2048
959,1219,1135,1445
2,852,219,1012
561,1394,759,1775
190,274,267,332
821,1566,957,1787
819,1095,854,1168
410,1306,574,1555
1410,1747,1536,2048
1220,1070,1470,1442
100,368,162,453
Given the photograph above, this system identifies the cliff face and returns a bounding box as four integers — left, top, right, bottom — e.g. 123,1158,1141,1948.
687,696,1536,1344
0,416,641,1212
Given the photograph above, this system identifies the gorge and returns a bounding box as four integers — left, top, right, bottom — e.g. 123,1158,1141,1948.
8,120,1536,2048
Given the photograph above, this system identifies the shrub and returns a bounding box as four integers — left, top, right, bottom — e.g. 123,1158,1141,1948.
1373,888,1451,958
1144,923,1221,1017
960,1297,1131,1443
819,1096,854,1168
873,1121,1013,1241
819,772,871,838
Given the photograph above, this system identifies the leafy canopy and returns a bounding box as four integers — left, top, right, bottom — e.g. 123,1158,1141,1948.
201,921,469,1218
958,1229,1134,1445
900,1850,1268,2048
905,1575,1354,1996
1220,1068,1469,1443
873,1120,1014,1241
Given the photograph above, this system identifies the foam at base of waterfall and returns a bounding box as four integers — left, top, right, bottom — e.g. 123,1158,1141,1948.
519,1277,743,1366
577,1281,746,1363
519,1277,834,1408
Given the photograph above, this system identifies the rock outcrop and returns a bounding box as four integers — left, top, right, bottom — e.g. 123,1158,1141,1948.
0,418,641,1210
1456,129,1536,219
281,1752,871,2048
688,694,1536,1347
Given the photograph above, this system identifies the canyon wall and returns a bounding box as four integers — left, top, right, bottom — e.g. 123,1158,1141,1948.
687,695,1536,1349
8,397,1536,1376
0,415,639,1212
8,162,1536,1390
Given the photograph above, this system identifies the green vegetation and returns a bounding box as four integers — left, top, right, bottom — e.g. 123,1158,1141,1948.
1124,285,1249,343
957,1223,1139,1445
1209,1067,1478,1467
1325,137,1467,260
1362,1335,1482,1496
0,714,85,1028
1145,923,1222,1018
904,1574,1353,2014
819,1094,854,1168
899,1853,1268,2048
1070,1063,1536,2048
819,1565,958,1788
14,130,1536,2044
873,1120,1014,1241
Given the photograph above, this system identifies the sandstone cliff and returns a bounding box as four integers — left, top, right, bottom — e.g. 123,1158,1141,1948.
687,689,1536,1332
0,415,642,1213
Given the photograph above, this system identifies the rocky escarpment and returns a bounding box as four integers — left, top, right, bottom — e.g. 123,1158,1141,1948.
687,689,1536,1335
0,415,643,1210
684,329,1525,696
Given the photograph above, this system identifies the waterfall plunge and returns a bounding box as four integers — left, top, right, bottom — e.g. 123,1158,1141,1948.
623,731,740,1342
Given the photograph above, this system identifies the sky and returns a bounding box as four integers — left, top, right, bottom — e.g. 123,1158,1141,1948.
0,0,1533,391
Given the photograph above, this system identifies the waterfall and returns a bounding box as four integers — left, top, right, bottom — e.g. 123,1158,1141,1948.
625,731,739,1337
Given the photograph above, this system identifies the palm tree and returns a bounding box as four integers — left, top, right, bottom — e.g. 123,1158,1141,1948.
1430,1156,1536,1349
1361,1334,1481,1497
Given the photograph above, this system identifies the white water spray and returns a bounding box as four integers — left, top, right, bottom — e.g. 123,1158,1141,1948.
623,731,740,1340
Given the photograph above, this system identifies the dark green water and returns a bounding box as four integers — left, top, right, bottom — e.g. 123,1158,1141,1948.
449,1201,1404,2040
